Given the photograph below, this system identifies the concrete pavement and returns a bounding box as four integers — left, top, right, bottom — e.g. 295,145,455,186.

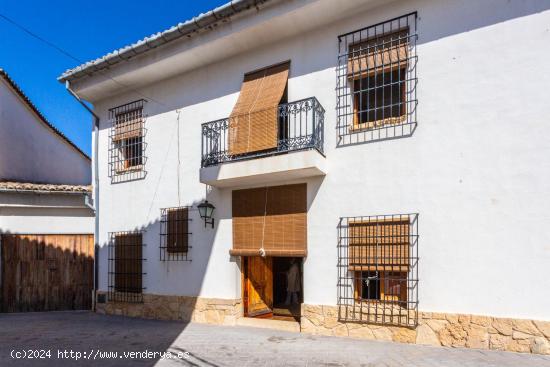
1,311,549,367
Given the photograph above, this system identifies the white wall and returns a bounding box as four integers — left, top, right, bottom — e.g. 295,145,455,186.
0,79,91,185
89,0,550,321
0,192,94,234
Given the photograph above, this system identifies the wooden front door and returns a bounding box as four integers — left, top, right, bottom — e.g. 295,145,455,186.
0,234,94,312
244,256,273,318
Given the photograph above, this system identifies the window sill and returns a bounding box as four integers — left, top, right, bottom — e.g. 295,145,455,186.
109,291,143,303
166,250,189,254
349,115,407,133
354,298,408,310
115,165,144,174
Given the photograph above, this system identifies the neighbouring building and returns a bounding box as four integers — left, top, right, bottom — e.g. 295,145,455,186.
58,0,550,354
0,69,94,312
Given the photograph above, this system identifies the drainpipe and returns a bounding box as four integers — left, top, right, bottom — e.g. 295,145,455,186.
65,81,100,312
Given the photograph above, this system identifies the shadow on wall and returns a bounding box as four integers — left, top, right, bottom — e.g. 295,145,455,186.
95,0,550,125
96,194,226,299
91,0,550,319
0,206,95,219
0,233,94,312
415,0,550,44
95,176,324,312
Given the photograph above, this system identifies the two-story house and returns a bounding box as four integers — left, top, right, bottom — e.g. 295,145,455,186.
0,68,94,312
58,0,550,354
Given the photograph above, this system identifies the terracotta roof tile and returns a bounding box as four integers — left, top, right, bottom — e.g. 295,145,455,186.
0,181,91,193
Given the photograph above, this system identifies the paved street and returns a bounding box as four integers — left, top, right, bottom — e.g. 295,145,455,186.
0,311,549,367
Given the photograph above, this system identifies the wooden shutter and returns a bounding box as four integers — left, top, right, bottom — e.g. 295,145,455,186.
167,207,189,253
113,108,144,141
114,233,142,293
347,29,408,80
348,217,410,271
228,61,290,155
231,183,307,257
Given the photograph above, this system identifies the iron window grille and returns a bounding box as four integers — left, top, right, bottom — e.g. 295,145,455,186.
160,206,192,261
337,13,418,146
108,100,147,183
108,231,146,303
337,214,419,327
201,97,324,167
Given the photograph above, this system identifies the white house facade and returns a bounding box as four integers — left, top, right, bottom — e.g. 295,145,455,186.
59,0,550,354
0,69,93,234
0,69,94,312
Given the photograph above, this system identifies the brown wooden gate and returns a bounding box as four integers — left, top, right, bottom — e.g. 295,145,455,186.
0,234,94,312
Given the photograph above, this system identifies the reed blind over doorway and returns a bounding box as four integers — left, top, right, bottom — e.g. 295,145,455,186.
231,183,307,257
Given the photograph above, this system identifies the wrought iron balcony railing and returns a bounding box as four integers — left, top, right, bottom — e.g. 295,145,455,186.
201,97,325,167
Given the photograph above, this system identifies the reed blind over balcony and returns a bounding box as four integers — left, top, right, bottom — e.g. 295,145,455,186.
228,61,290,155
231,183,307,257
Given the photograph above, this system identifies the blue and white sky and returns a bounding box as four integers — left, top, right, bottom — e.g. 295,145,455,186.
1,0,227,156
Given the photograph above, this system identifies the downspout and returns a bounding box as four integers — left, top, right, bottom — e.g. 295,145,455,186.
65,81,100,312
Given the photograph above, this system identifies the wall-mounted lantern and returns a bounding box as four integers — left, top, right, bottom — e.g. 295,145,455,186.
197,200,215,228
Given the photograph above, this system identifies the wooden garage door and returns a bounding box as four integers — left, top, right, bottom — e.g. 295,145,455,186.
0,234,94,312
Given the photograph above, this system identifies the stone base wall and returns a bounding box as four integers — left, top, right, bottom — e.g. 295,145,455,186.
95,294,549,355
95,292,242,326
300,304,550,355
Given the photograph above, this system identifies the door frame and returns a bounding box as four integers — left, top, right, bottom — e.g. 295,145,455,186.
242,256,248,316
242,256,305,319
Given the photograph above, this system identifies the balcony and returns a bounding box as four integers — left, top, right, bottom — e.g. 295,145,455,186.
200,97,326,188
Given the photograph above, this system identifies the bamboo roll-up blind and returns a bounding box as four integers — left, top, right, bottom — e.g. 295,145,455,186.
347,29,409,80
228,62,290,155
113,108,144,141
231,183,307,257
348,216,410,271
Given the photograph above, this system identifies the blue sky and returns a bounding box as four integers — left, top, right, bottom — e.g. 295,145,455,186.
0,0,227,156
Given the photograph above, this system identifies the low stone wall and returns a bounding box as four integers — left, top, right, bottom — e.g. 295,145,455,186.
95,295,549,355
95,292,242,326
300,304,550,355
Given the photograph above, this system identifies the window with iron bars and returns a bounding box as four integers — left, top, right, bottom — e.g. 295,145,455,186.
160,207,192,261
337,13,418,146
108,100,147,183
337,214,419,327
108,231,146,303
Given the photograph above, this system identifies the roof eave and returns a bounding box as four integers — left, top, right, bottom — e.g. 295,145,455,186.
0,69,91,161
57,0,278,83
